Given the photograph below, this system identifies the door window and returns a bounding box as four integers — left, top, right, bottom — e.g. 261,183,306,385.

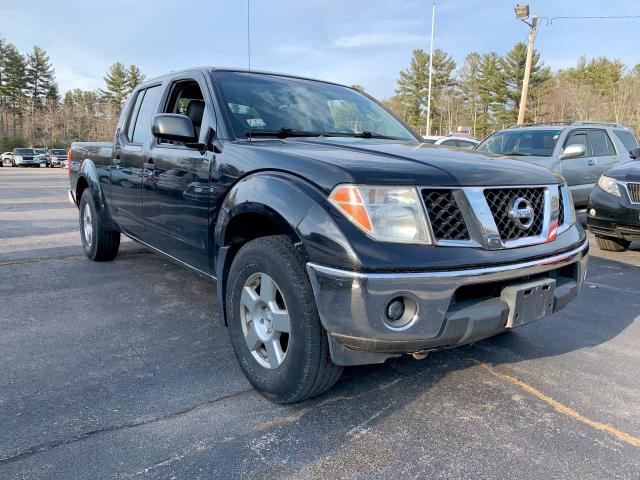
162,80,206,144
131,85,162,145
588,130,616,157
125,91,144,141
613,129,639,151
564,131,590,158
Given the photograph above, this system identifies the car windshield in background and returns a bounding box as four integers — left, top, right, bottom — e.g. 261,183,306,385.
15,148,35,155
476,129,562,157
51,150,67,155
214,71,416,141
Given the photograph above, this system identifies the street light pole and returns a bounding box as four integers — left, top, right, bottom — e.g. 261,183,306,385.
426,2,435,136
516,5,539,125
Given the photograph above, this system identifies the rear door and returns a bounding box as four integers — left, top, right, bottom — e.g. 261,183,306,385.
110,84,163,240
141,73,214,273
588,129,619,175
560,129,599,206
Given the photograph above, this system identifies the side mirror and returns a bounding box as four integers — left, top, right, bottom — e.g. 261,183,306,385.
560,144,585,160
152,114,197,144
629,147,640,160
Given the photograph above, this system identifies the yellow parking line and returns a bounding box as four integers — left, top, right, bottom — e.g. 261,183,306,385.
478,362,640,448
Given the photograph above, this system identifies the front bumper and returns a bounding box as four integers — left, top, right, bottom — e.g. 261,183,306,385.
307,240,589,365
587,186,640,242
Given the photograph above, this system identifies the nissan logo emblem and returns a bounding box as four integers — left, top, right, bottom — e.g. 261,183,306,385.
509,197,535,230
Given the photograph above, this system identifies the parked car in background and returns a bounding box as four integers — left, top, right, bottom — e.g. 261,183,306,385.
423,134,480,149
34,148,47,165
45,149,68,168
476,122,639,207
587,147,640,251
0,152,12,167
12,148,40,167
67,67,588,403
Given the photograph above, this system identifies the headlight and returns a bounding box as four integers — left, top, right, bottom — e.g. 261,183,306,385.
14,155,23,162
328,184,431,244
597,175,621,197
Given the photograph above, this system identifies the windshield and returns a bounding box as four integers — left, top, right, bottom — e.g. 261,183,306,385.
477,129,562,157
15,148,35,155
50,149,67,155
34,149,46,154
215,71,416,141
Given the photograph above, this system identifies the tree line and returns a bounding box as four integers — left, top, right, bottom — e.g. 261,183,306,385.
383,43,640,138
0,37,145,151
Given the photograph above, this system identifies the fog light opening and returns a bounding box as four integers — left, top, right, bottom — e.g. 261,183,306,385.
382,294,418,330
589,208,596,216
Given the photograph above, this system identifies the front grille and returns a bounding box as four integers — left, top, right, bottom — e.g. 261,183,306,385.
421,189,470,241
484,188,545,241
627,183,640,203
558,187,565,225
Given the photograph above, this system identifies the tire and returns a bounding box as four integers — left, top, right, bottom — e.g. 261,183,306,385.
595,235,630,252
79,189,120,261
226,235,342,404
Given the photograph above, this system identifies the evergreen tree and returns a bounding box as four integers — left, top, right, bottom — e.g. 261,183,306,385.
25,46,56,107
394,49,429,129
500,42,550,124
477,52,507,134
126,64,145,92
458,52,482,136
2,44,27,135
100,62,130,105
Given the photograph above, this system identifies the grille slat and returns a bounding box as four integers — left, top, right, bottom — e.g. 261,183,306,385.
421,189,470,241
627,183,640,203
484,188,545,241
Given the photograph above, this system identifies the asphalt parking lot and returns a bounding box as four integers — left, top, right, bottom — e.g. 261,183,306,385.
1,167,639,479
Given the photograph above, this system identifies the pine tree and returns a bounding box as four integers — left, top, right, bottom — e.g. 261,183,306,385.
394,49,429,129
500,43,550,124
126,64,145,92
458,53,482,136
477,52,507,134
25,46,56,107
100,62,130,105
2,44,27,136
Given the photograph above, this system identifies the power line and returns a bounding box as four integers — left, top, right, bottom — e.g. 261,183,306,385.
541,15,640,26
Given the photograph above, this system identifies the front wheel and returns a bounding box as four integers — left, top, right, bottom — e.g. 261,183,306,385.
226,235,342,403
595,235,630,252
79,189,120,261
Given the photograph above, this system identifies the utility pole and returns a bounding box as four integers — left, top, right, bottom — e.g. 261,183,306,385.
515,4,539,125
426,2,435,136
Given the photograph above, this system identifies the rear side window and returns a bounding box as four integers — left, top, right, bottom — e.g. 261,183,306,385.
613,129,639,152
130,85,162,144
588,130,616,156
126,91,144,141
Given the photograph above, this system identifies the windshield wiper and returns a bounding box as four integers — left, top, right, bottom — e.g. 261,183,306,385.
322,131,404,140
245,128,323,139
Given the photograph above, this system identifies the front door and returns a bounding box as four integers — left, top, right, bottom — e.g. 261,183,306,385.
142,75,213,273
560,129,599,206
110,84,163,240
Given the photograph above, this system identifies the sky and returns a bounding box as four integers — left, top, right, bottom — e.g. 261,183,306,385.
2,0,640,99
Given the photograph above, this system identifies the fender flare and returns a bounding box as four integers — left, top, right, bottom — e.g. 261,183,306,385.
77,159,119,231
213,171,327,323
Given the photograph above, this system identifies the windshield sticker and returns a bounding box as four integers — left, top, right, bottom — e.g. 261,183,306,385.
247,118,266,127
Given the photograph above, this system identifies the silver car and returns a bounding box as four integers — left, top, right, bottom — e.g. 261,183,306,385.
476,122,639,207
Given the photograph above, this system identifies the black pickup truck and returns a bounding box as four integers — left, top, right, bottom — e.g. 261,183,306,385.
68,67,588,403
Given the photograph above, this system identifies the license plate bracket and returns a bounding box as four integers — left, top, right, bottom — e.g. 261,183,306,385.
501,278,556,328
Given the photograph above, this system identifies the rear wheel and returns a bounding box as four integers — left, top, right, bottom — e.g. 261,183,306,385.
595,235,630,252
79,189,120,261
226,235,342,403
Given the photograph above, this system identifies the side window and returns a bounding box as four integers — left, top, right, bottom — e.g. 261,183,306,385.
162,79,206,144
131,85,162,145
588,130,616,157
457,140,475,149
564,131,589,158
126,90,144,141
613,129,639,151
440,139,456,146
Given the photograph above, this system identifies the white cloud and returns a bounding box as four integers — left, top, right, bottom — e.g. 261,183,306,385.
331,33,424,49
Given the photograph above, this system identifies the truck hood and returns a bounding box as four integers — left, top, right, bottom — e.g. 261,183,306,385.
254,138,562,187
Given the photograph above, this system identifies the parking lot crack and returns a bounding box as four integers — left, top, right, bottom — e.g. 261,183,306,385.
0,388,253,466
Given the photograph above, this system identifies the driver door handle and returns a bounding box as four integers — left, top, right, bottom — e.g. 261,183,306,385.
587,158,596,166
143,161,155,170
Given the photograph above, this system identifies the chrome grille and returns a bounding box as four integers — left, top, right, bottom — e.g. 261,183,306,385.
627,183,640,203
558,187,565,225
421,189,470,241
484,188,545,240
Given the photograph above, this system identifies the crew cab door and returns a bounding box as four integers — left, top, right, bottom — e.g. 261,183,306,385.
560,129,599,206
142,74,213,273
588,129,619,175
110,84,163,240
